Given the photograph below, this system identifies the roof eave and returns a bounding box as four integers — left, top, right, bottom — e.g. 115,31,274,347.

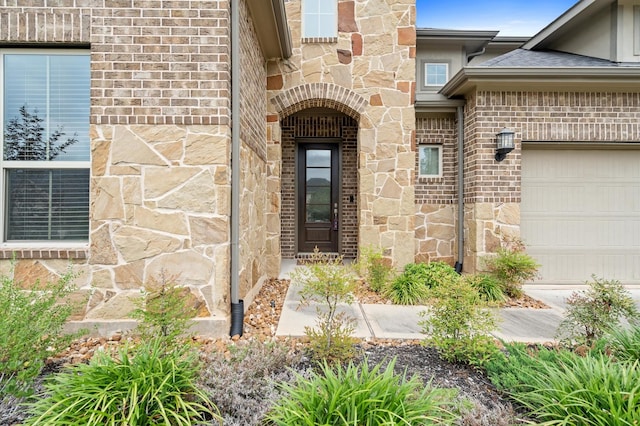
246,0,292,60
441,67,640,97
416,28,500,40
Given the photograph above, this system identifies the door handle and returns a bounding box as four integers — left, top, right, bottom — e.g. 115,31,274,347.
332,203,338,231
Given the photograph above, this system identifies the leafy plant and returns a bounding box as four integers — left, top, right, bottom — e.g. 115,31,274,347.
556,275,639,346
484,239,539,298
386,262,459,306
420,279,500,367
510,353,640,425
484,343,575,392
607,324,640,362
24,338,221,426
462,273,506,304
0,269,85,396
291,247,357,362
420,261,460,289
355,245,395,293
130,272,197,350
266,358,459,425
199,339,299,425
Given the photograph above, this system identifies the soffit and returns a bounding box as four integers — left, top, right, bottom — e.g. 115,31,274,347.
246,0,292,60
417,28,499,53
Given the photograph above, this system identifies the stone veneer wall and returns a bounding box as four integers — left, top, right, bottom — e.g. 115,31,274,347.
266,0,417,268
462,90,640,271
280,113,358,259
0,0,270,337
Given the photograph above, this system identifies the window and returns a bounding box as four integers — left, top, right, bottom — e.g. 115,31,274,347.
302,0,337,39
418,145,442,177
2,51,90,242
424,63,448,86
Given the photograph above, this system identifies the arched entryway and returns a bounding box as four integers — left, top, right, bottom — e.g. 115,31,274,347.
280,109,358,259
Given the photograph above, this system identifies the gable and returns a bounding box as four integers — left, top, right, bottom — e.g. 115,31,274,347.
524,0,640,64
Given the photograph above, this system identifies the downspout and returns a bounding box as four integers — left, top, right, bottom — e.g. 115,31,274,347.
229,0,244,337
454,105,464,274
466,47,486,63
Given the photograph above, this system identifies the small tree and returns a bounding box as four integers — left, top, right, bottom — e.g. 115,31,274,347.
4,104,77,161
420,278,500,367
556,275,639,346
130,272,197,351
291,248,357,362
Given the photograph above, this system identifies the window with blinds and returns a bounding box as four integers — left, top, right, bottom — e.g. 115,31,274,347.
2,51,90,242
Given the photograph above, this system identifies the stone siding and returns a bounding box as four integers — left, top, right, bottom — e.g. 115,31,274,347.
266,0,417,267
0,0,270,336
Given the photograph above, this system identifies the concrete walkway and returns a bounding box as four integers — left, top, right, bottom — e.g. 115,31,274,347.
275,261,640,343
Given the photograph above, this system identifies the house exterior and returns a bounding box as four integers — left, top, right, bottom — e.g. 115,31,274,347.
0,0,416,336
417,0,640,285
1,0,638,337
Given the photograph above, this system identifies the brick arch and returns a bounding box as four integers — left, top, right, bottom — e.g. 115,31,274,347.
271,83,367,120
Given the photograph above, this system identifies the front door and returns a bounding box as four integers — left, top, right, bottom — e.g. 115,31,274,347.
297,143,340,253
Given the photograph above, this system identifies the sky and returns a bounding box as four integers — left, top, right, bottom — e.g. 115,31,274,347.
417,0,579,36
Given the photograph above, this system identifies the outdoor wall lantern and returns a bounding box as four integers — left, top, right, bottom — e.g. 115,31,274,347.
495,127,515,162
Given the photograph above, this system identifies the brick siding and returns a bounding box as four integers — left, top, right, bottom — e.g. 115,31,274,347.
415,115,457,204
280,113,358,259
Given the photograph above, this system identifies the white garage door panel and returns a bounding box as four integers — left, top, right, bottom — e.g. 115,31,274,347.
521,149,640,284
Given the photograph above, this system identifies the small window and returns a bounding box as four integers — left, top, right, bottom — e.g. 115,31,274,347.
418,145,442,177
424,63,448,86
302,0,337,39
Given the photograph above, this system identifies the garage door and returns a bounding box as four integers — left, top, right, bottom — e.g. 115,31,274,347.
521,148,640,284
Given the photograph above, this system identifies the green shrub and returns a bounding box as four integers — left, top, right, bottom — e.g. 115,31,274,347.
420,279,500,367
606,324,640,362
510,353,640,425
266,358,459,425
462,273,506,304
24,338,221,426
0,269,85,396
355,246,395,293
130,273,197,351
484,343,575,392
484,240,539,298
556,275,639,346
291,248,357,362
386,262,458,305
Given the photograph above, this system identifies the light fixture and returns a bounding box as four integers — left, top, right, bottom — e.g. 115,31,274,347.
495,127,515,162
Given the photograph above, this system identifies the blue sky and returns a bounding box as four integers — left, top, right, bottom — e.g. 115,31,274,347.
417,0,578,36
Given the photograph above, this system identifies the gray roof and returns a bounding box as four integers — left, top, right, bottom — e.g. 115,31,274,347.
479,49,620,67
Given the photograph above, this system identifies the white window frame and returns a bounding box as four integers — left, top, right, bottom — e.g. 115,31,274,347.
302,0,338,39
418,144,443,178
424,62,449,87
0,49,90,246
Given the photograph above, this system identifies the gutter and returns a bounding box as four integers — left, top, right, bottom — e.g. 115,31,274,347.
455,105,464,274
229,0,243,337
441,66,640,97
